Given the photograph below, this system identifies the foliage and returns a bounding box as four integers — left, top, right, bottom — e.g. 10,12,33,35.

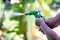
1,0,58,40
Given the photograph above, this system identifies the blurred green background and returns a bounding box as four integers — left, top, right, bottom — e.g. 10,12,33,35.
0,0,60,40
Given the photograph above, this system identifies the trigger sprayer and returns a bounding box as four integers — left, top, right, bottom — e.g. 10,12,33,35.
25,10,43,18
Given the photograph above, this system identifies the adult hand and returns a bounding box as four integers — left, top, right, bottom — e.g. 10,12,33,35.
35,17,45,27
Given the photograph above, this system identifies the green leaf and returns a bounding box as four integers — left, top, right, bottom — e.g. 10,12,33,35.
25,0,35,3
11,3,25,13
0,0,3,10
10,15,25,35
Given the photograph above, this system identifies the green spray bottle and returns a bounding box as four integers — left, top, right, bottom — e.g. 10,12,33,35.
25,10,42,18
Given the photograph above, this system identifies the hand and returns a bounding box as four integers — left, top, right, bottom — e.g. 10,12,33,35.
35,17,45,27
